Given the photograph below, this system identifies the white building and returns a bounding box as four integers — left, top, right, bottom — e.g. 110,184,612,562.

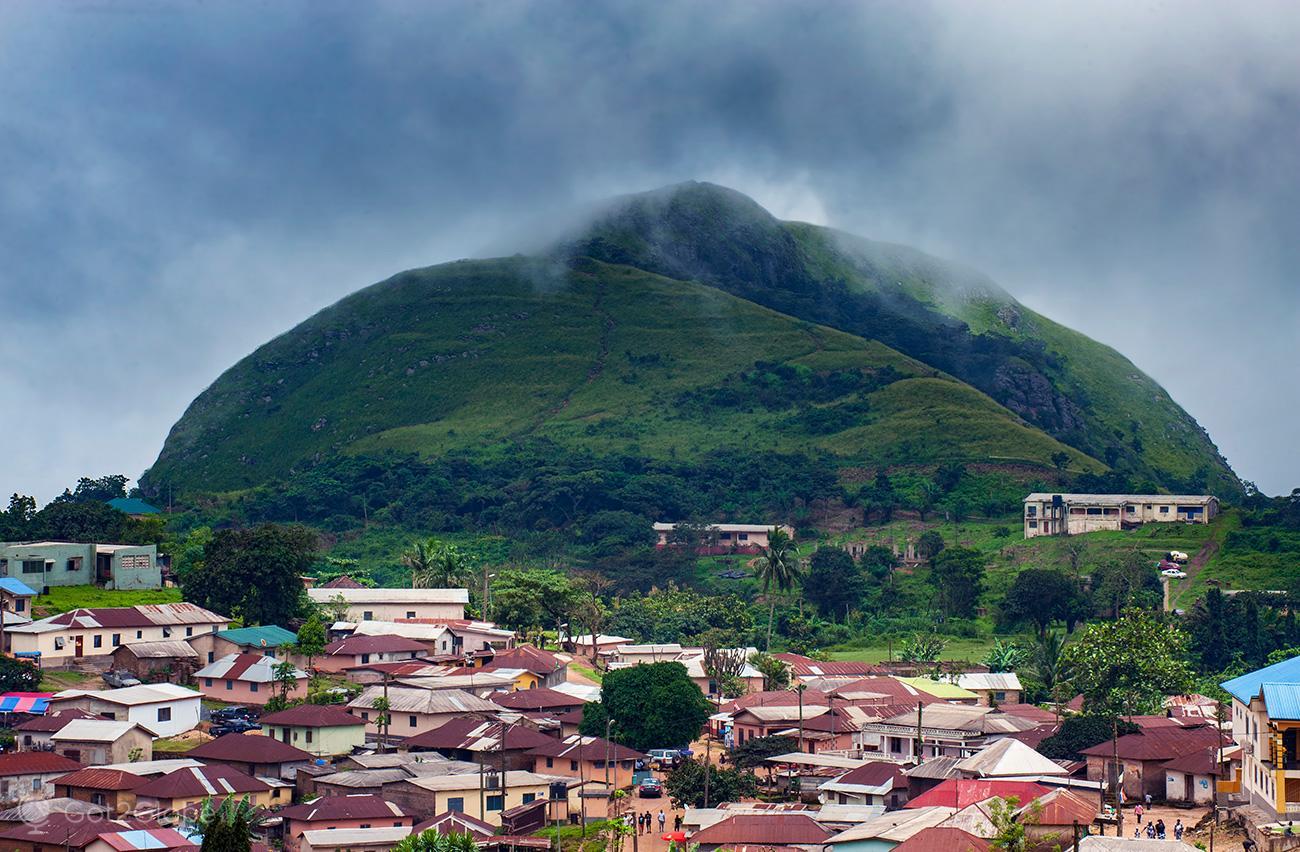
1022,493,1218,538
47,684,202,737
307,588,467,623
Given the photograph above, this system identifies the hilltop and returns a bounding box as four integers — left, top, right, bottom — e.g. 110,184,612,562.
140,182,1236,525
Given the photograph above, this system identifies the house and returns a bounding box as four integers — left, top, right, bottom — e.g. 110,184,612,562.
1162,748,1224,805
491,687,587,716
952,738,1069,779
50,719,154,765
1078,725,1224,802
609,644,684,666
51,767,147,816
384,770,563,826
0,541,161,590
185,732,314,780
1022,493,1219,538
301,826,415,852
905,779,1049,810
732,704,830,746
0,578,36,621
1018,788,1099,849
774,653,887,682
564,634,631,658
688,812,833,851
256,704,368,757
0,752,83,805
346,618,515,657
131,763,278,814
6,604,229,664
405,717,557,770
653,522,795,554
93,758,203,778
308,587,469,623
890,827,990,852
862,704,1039,762
14,708,96,750
280,794,413,851
677,650,765,698
49,684,203,737
85,827,198,852
346,686,501,737
894,678,981,704
0,813,178,852
819,761,909,808
527,734,647,789
412,810,495,839
954,673,1023,706
109,641,200,683
193,653,309,706
1220,655,1300,818
317,634,430,673
477,645,568,689
188,624,299,666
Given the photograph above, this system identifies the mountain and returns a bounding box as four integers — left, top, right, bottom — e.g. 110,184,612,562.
141,182,1236,507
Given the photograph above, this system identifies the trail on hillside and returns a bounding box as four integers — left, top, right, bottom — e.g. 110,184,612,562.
1170,535,1221,609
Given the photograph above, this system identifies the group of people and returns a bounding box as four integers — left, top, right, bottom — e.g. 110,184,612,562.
627,810,674,836
1133,803,1184,841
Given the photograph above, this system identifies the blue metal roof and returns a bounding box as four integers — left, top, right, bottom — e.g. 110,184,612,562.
106,497,160,515
1222,654,1300,704
1262,683,1300,721
0,578,37,597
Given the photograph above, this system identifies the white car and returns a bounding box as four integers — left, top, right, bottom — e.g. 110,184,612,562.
1169,551,1190,563
1161,568,1188,579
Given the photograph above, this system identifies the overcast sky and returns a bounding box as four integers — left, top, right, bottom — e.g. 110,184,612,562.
2,1,1298,503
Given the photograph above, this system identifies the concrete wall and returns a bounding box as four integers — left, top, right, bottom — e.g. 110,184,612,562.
10,621,227,665
1165,769,1216,804
0,770,69,805
384,779,553,825
286,816,415,852
346,602,466,623
54,727,152,765
315,649,424,674
198,675,309,706
0,543,160,590
531,755,638,789
51,694,200,737
259,723,366,757
1024,497,1218,539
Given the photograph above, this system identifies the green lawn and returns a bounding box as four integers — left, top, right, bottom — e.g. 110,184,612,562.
31,585,183,618
38,669,100,692
825,637,996,664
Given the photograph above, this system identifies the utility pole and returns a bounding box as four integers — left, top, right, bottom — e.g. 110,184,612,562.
1112,716,1123,838
380,672,391,753
829,693,837,752
915,701,924,763
500,720,511,816
796,683,807,751
605,718,614,819
704,730,713,808
482,565,492,621
579,739,588,838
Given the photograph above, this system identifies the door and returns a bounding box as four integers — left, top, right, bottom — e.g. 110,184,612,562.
75,635,84,657
282,728,290,744
1184,773,1194,802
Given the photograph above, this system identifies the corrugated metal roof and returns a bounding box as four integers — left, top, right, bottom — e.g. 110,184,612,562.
215,625,298,647
0,578,36,596
1224,655,1300,704
347,685,499,715
1262,682,1300,720
896,677,980,700
307,587,468,604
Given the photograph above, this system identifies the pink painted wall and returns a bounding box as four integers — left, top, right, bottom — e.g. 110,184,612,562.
199,676,308,706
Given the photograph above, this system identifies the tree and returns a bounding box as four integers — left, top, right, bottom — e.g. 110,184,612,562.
899,633,946,663
185,524,314,625
803,547,866,621
404,538,470,589
754,528,801,650
1038,716,1140,761
1060,609,1195,717
916,530,945,562
986,796,1029,852
491,568,582,635
1029,630,1068,695
316,593,352,625
372,696,392,751
1001,569,1086,636
0,657,39,693
294,614,327,670
748,652,790,691
581,661,710,751
928,547,985,619
663,758,758,808
392,831,480,852
56,474,130,503
700,630,749,698
982,639,1027,674
194,795,264,852
1051,451,1071,471
1090,551,1162,618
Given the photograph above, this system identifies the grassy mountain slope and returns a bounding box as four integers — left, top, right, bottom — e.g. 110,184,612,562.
144,256,1097,495
562,182,1238,494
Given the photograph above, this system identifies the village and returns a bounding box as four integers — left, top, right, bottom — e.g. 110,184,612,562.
0,490,1291,852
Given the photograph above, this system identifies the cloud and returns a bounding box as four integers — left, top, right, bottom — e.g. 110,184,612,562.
1,0,1297,500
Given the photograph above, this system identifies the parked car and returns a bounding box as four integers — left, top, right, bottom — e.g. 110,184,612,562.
1169,551,1190,563
1161,568,1188,579
638,778,663,798
102,670,142,689
647,749,680,769
210,706,259,723
211,718,262,737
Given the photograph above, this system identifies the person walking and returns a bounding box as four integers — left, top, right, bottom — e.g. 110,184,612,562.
658,810,667,833
1156,819,1166,840
637,813,645,834
1135,803,1144,824
674,814,683,832
1174,820,1185,840
1145,822,1156,839
644,812,652,834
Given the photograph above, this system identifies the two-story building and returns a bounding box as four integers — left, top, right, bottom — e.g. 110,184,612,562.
1022,493,1219,538
653,523,794,554
0,542,161,590
526,734,647,790
1222,655,1300,819
47,684,202,738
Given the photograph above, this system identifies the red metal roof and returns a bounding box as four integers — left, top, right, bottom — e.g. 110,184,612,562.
486,645,564,675
280,793,408,822
97,827,198,850
325,634,431,656
405,717,556,752
773,653,887,677
1078,726,1225,761
832,761,908,789
321,575,366,589
905,779,1049,810
0,814,160,847
257,704,367,728
186,731,314,764
689,813,832,845
53,767,147,791
0,750,82,777
14,708,96,733
492,687,586,711
1021,788,1099,826
527,734,647,762
892,827,990,852
133,764,269,799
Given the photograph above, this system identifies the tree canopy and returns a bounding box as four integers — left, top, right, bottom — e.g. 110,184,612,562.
581,661,710,751
928,547,986,619
662,757,758,808
1060,609,1195,717
803,546,866,621
1001,568,1087,635
182,523,314,625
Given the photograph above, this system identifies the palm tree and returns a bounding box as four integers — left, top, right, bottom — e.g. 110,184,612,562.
393,830,480,852
754,528,801,651
404,538,469,588
192,795,267,851
1032,630,1068,693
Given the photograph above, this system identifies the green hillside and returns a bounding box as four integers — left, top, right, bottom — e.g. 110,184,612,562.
143,256,1095,495
562,182,1238,494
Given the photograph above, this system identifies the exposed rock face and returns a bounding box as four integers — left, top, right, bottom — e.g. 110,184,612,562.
993,359,1086,436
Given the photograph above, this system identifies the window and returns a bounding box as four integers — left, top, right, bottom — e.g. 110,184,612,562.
446,797,464,813
363,611,374,621
361,712,369,721
92,792,106,806
360,824,371,829
93,635,103,649
1126,505,1137,514
21,560,44,574
14,599,23,612
1028,520,1038,529
305,730,313,743
111,634,121,647
186,627,193,637
136,630,143,639
250,682,259,693
157,707,172,722
272,788,282,799
1086,507,1102,515
522,793,536,804
205,678,213,687
546,757,554,767
1026,505,1037,516
226,679,234,691
31,778,41,792
162,627,172,638
570,760,578,770
66,557,81,572
487,795,504,811
361,654,370,665
738,533,749,541
1160,506,1170,514
719,532,732,541
406,611,416,619
993,691,1006,701
208,652,215,663
409,715,417,728
55,637,66,650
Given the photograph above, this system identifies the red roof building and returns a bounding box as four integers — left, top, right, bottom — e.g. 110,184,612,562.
492,687,586,713
0,814,164,850
280,794,413,852
185,732,313,780
0,750,83,777
892,827,990,852
905,779,1049,810
528,735,648,789
689,813,833,850
257,704,367,728
406,717,555,769
413,810,495,838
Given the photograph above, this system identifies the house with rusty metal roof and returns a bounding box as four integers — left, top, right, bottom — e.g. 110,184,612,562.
689,812,833,852
256,704,367,757
132,763,277,815
52,767,147,817
185,732,314,781
317,634,430,673
405,717,555,769
281,794,413,852
346,685,500,738
7,603,229,664
526,734,647,789
194,652,308,707
0,750,84,805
